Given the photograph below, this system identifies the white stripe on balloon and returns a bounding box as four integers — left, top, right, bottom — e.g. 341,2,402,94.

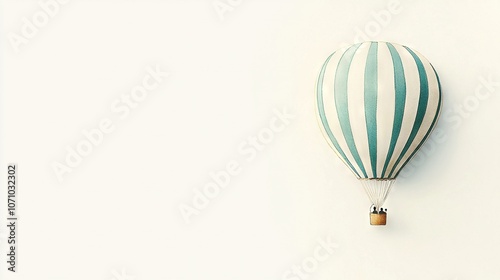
392,50,441,176
322,51,363,177
384,44,420,178
348,42,371,177
376,42,396,178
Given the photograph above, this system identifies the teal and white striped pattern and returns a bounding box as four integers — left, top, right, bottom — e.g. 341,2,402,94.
317,41,442,179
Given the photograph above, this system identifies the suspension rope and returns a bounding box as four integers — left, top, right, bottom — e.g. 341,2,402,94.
360,179,395,209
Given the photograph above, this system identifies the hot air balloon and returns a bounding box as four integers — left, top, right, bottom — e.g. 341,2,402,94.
316,41,442,225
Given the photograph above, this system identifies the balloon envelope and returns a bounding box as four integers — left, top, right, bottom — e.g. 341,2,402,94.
316,41,442,180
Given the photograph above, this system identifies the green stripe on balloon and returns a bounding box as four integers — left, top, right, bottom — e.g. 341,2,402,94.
395,64,442,177
364,42,378,178
334,43,368,178
317,51,361,178
389,46,430,178
381,42,406,178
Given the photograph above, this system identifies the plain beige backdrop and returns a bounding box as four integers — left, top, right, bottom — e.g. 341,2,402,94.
1,0,499,279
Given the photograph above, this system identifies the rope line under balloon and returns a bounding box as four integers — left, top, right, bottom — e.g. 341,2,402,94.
360,179,395,209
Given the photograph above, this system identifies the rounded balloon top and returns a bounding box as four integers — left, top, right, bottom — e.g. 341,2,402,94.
316,41,442,179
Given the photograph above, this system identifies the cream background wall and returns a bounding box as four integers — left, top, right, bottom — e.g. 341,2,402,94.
1,0,499,279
